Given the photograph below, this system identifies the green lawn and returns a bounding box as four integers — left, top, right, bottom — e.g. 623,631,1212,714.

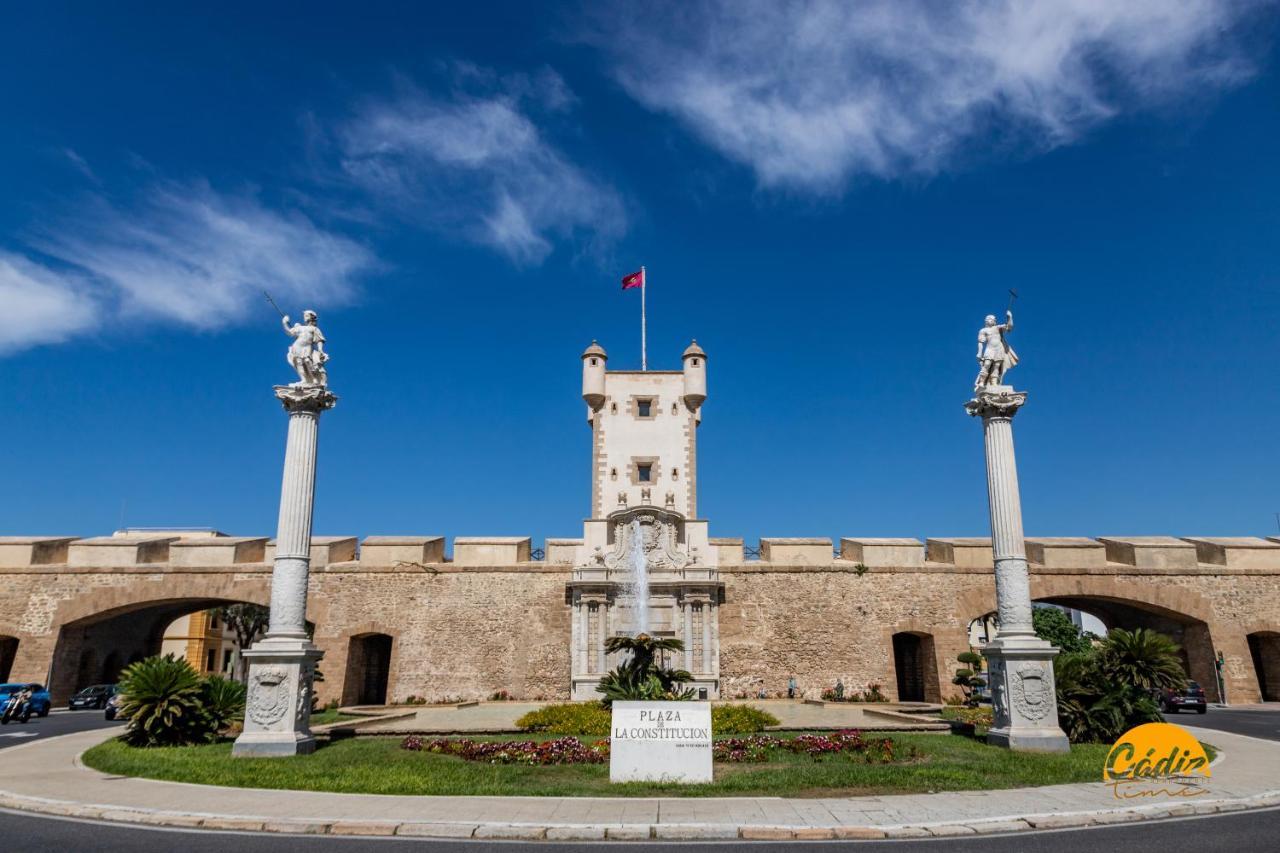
82,732,1113,798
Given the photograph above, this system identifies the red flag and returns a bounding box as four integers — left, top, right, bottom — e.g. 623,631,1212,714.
621,269,644,290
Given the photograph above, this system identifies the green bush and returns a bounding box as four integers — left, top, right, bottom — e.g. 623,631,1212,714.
201,674,246,733
711,703,779,734
518,701,779,736
117,655,216,747
516,703,611,735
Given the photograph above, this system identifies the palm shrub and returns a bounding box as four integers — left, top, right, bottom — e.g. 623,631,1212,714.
1096,628,1187,692
596,634,696,706
1053,627,1183,743
116,654,216,747
201,674,247,733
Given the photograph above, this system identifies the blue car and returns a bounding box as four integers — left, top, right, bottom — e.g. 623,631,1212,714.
0,683,52,718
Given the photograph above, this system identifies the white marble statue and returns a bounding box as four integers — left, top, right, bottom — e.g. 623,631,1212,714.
282,310,329,387
974,310,1018,390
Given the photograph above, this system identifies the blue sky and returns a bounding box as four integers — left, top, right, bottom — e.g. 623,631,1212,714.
2,1,1279,544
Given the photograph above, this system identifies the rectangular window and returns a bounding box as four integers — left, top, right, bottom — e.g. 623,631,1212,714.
637,399,652,417
637,464,653,482
205,649,216,672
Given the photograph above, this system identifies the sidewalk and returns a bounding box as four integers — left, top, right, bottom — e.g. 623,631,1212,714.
1,726,1277,841
354,700,948,735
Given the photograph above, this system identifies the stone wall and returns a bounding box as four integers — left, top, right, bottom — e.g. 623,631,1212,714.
1,534,1278,705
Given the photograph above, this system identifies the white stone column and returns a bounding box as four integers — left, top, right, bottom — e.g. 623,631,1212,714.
683,598,694,672
965,386,1068,753
233,384,336,757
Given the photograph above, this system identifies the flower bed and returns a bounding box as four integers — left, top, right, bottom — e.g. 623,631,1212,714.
714,730,909,763
402,735,609,765
402,728,911,767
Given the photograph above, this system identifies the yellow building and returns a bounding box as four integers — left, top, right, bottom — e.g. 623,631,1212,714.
160,609,238,675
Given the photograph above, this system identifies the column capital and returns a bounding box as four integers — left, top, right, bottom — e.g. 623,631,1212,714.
274,384,338,414
965,385,1027,418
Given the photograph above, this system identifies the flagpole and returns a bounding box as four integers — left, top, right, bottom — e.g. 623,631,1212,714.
641,265,647,371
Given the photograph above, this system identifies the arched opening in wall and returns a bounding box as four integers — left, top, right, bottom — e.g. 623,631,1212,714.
342,633,393,706
49,598,267,703
0,637,18,682
1034,595,1220,702
1247,632,1280,702
892,632,938,703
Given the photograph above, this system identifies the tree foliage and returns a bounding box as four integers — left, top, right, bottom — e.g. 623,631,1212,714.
952,651,986,706
596,634,695,706
214,604,270,681
1032,606,1095,655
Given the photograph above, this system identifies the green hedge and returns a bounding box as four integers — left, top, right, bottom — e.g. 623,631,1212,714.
516,702,779,736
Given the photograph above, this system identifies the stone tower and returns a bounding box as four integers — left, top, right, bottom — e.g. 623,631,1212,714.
568,341,723,700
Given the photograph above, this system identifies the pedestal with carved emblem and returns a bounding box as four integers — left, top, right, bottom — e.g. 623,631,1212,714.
233,384,336,757
966,385,1069,753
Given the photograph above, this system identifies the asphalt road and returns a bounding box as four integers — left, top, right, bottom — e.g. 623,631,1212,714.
2,806,1279,851
1164,705,1280,741
0,707,119,750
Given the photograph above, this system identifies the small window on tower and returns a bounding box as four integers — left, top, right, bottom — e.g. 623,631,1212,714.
637,399,652,417
638,464,653,483
590,358,598,366
692,358,699,366
611,402,618,414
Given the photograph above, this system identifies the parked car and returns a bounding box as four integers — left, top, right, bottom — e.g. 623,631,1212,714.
68,684,117,711
0,683,51,718
1160,680,1207,714
104,692,122,721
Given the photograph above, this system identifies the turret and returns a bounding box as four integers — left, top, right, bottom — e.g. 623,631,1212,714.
682,339,707,410
582,340,607,411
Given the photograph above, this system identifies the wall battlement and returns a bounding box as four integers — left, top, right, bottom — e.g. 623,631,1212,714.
5,534,1280,573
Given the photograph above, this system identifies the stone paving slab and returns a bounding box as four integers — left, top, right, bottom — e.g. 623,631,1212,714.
356,699,948,735
0,726,1276,841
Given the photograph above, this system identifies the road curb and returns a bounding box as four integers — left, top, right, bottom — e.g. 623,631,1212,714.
2,790,1279,840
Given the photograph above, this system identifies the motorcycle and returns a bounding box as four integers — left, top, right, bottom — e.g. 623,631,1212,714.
0,695,31,724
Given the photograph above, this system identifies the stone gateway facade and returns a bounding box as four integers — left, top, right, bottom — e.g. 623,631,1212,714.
1,533,1279,706
1,343,1278,708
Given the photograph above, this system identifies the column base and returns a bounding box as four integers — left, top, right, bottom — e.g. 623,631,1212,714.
232,636,324,758
983,635,1070,754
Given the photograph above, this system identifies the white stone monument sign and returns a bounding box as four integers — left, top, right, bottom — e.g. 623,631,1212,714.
610,701,712,783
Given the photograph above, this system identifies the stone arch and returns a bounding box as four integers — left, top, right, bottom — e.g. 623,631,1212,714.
330,622,402,708
1245,629,1280,702
955,575,1224,700
0,635,20,683
884,619,959,704
46,575,272,702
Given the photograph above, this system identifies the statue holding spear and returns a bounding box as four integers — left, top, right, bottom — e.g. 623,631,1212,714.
265,291,329,388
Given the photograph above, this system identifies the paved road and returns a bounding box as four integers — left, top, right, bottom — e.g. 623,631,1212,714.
0,708,118,750
1164,706,1280,741
2,805,1278,851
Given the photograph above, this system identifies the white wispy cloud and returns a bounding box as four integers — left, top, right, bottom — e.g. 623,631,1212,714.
0,252,97,353
334,71,626,264
586,0,1266,191
3,181,374,353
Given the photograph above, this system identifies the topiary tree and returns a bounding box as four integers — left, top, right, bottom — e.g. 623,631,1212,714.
1033,606,1096,655
596,634,696,707
116,655,216,747
952,651,986,707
